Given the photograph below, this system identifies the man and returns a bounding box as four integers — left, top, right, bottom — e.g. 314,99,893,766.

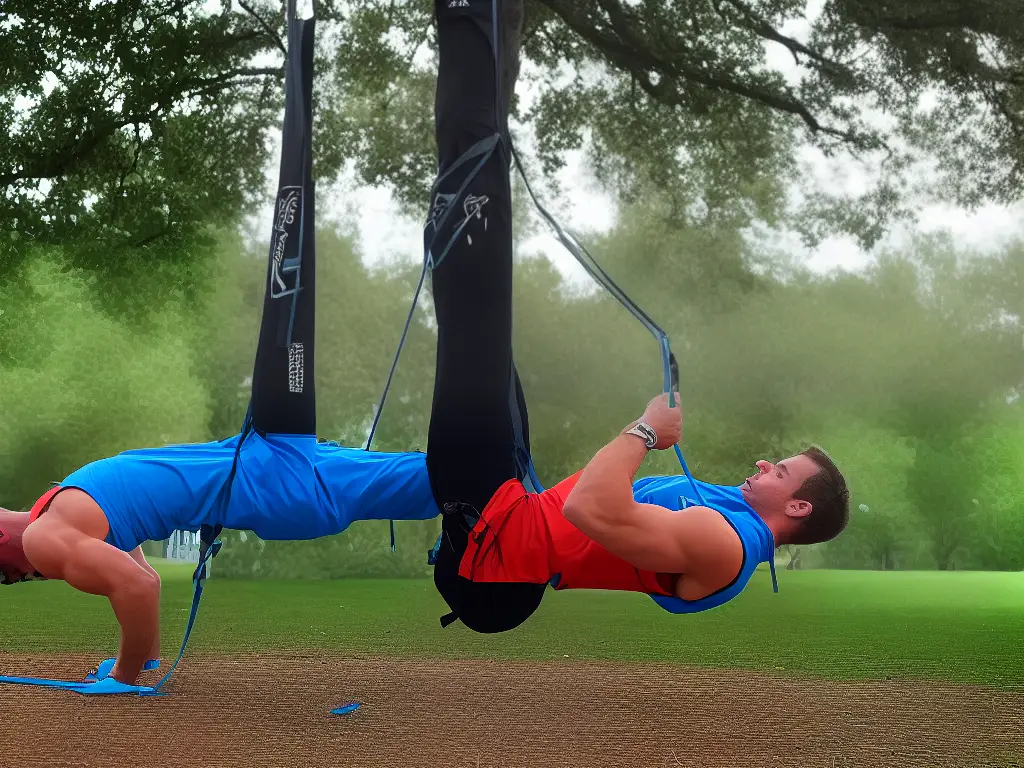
0,10,441,686
422,0,850,633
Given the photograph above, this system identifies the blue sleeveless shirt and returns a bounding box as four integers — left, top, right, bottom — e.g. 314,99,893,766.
60,431,440,553
631,474,779,613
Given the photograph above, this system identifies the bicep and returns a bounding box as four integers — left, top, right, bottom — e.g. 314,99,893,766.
576,502,741,577
593,502,695,573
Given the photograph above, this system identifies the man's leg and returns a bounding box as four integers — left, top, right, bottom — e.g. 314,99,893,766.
249,15,317,438
425,0,545,634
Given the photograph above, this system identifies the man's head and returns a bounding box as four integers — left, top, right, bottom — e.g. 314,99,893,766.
0,509,39,585
740,446,850,546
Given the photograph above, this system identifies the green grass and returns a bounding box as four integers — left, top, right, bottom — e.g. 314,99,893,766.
3,563,1023,690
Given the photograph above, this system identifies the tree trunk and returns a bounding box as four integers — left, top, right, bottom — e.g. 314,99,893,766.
785,545,801,570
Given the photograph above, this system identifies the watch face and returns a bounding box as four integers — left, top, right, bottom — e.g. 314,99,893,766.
634,423,656,447
626,423,656,447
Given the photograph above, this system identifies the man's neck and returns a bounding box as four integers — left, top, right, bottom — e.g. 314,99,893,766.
746,501,789,545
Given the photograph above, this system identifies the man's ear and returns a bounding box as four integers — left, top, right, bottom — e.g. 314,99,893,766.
785,499,813,519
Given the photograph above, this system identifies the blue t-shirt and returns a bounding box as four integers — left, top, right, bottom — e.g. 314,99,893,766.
631,474,778,613
61,432,440,553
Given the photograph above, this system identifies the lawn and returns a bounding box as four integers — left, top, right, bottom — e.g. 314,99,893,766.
2,563,1022,690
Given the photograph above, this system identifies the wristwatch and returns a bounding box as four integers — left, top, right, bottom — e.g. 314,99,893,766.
624,420,658,449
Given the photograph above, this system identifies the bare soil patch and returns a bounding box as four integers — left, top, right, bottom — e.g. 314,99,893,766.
1,653,1021,768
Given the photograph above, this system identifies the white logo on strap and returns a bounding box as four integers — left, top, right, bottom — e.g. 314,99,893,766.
288,342,305,393
462,194,489,245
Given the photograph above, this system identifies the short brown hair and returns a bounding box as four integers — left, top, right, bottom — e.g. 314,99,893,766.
788,446,850,545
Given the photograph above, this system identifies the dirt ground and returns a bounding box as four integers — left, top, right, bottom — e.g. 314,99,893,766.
0,653,1021,768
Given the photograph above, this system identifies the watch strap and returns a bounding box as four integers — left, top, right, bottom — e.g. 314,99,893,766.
624,421,657,449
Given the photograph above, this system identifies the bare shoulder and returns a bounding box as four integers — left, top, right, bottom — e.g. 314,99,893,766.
672,506,744,600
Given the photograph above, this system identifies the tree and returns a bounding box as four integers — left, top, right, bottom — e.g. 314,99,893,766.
5,0,1023,274
0,247,212,509
336,0,1024,245
0,2,282,262
964,408,1024,570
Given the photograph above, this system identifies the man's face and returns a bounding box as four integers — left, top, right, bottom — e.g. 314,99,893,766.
740,453,820,518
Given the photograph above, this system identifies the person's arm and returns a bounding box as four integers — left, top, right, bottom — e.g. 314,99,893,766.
561,394,679,567
562,392,734,575
128,546,161,665
562,431,697,572
562,439,743,584
23,523,160,685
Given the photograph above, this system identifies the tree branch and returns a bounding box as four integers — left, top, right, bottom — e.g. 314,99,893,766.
714,0,852,79
113,123,145,216
133,227,172,248
536,0,868,146
0,67,282,187
186,66,283,92
238,0,287,55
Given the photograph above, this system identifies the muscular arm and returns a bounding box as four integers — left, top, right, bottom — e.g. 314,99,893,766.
562,433,741,583
23,521,160,685
128,546,161,664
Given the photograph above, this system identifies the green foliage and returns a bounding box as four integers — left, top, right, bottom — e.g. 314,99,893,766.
5,0,1023,279
806,420,930,570
331,0,1024,246
0,249,212,509
0,0,292,261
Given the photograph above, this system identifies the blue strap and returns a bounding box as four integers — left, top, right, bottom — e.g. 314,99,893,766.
152,525,222,692
510,149,708,506
364,257,431,552
149,405,244,690
509,362,543,493
0,674,157,696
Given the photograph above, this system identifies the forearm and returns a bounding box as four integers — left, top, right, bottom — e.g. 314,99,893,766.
130,549,162,660
110,579,161,683
563,430,649,535
147,578,161,661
